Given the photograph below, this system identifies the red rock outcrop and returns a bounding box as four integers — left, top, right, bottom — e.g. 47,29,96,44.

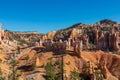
42,31,57,40
94,28,120,51
70,28,82,38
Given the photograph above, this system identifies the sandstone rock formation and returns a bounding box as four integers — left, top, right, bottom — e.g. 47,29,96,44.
94,28,120,51
36,57,41,67
0,20,120,80
42,30,57,40
70,28,82,38
80,51,120,80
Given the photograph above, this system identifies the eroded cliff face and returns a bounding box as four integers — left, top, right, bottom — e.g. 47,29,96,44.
42,31,57,40
17,47,120,80
0,19,120,80
94,28,120,51
63,51,120,80
82,51,120,80
70,28,82,38
99,53,120,79
0,51,10,79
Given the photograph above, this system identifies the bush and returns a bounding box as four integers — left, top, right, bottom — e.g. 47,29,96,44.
70,69,82,80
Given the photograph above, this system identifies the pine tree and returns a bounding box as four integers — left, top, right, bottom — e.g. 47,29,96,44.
9,59,21,80
45,58,56,80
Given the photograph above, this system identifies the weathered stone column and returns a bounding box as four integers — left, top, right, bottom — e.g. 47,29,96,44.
95,30,99,49
68,38,71,49
113,33,119,51
36,57,40,67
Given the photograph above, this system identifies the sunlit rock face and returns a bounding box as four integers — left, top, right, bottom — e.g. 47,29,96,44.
70,28,82,38
0,23,13,42
93,28,120,51
42,30,57,40
0,23,4,41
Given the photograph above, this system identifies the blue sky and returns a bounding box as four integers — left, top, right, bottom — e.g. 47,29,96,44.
0,0,120,33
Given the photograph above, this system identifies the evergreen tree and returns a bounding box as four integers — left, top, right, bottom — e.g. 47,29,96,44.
45,58,56,80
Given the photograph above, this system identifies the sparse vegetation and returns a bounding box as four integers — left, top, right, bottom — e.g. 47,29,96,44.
90,43,96,50
9,58,21,80
0,68,6,80
0,19,120,80
31,63,36,70
94,69,103,80
24,56,29,64
45,56,64,80
99,19,117,25
45,58,56,80
0,59,21,80
70,69,82,80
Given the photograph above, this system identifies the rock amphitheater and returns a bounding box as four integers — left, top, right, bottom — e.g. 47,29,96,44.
0,20,120,80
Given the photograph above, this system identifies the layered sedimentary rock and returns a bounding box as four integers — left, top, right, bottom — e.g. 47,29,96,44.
94,28,120,51
73,40,83,58
42,31,57,40
70,28,82,38
81,34,89,49
98,53,120,79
